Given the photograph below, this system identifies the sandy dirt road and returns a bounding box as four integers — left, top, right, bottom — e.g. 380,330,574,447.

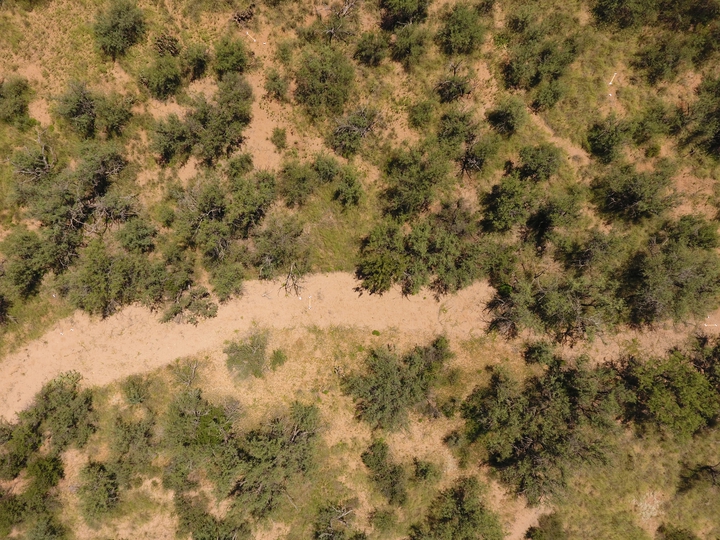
0,273,493,419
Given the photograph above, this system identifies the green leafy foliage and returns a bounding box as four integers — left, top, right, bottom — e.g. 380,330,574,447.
79,462,119,520
344,337,452,430
409,477,504,540
518,144,562,181
181,43,210,81
622,352,720,440
354,31,389,66
264,68,289,101
462,360,625,503
436,3,484,55
94,0,146,58
591,164,675,221
381,0,430,28
391,24,429,70
383,145,449,217
525,513,568,539
486,97,527,136
141,56,182,100
361,440,407,505
295,46,354,118
271,126,287,151
687,76,720,158
225,329,270,378
214,36,250,78
0,76,32,127
329,107,379,157
587,115,626,163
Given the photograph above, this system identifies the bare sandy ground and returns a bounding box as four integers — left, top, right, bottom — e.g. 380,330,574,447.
0,273,493,420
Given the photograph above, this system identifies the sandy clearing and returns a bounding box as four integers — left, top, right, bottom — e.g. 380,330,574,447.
0,273,492,419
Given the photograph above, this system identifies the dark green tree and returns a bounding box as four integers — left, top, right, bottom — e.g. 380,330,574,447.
94,0,146,58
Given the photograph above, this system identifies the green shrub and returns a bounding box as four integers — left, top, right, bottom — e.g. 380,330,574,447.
120,374,149,405
0,76,31,127
264,68,289,101
592,0,657,28
329,107,379,157
436,3,484,55
687,76,720,158
181,43,210,80
79,462,119,520
253,216,308,279
486,97,527,136
408,100,435,128
586,115,625,163
355,220,406,293
96,93,132,137
0,228,50,299
391,23,429,70
459,134,499,176
344,337,452,430
518,143,562,181
94,0,146,58
313,153,341,183
591,164,675,221
270,349,288,369
523,340,555,365
413,458,440,481
437,108,476,152
435,73,473,103
334,169,364,207
532,78,566,111
141,56,182,100
161,286,218,324
355,31,389,66
361,440,407,505
381,0,430,28
56,81,97,138
210,259,246,302
655,525,701,540
152,113,193,164
462,361,623,503
622,352,720,440
271,127,287,151
25,514,67,540
225,329,270,378
409,477,503,540
635,34,690,84
383,146,449,217
280,160,319,207
214,36,250,78
525,513,568,539
295,46,355,118
482,174,538,232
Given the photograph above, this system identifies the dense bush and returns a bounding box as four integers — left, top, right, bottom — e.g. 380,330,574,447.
391,23,429,70
94,0,146,58
482,174,538,232
141,56,182,100
361,440,407,505
152,113,193,164
408,100,435,128
435,72,473,103
253,216,308,280
462,360,624,503
591,165,675,221
354,31,389,66
264,68,289,101
180,43,210,81
621,352,720,440
383,146,449,217
586,115,625,163
0,228,51,298
295,46,354,118
518,144,562,181
0,76,31,127
381,0,430,28
329,107,379,157
486,97,527,136
214,36,250,78
344,336,452,429
224,329,270,378
79,462,119,520
525,513,568,539
56,82,97,138
409,477,503,540
687,76,720,158
436,3,484,55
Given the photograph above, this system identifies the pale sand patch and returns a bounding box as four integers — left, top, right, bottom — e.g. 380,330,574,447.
0,273,493,419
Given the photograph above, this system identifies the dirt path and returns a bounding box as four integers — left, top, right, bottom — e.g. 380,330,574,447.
0,273,493,419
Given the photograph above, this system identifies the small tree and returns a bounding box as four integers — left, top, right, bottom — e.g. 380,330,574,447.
409,477,503,540
181,43,210,80
355,31,389,66
329,107,380,157
0,77,31,127
436,3,484,55
79,462,119,521
141,56,182,100
518,143,562,181
224,329,270,378
94,0,146,58
392,23,429,70
56,81,97,138
214,36,250,78
486,97,527,136
361,440,408,505
586,115,625,163
381,0,430,28
264,68,289,101
295,46,355,118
